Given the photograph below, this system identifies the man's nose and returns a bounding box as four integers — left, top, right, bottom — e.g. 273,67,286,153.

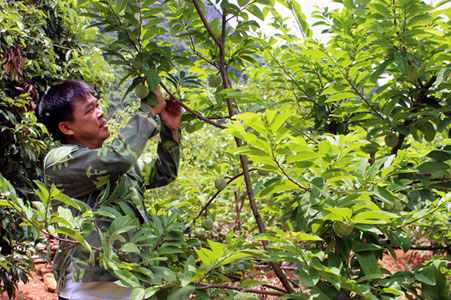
96,107,104,118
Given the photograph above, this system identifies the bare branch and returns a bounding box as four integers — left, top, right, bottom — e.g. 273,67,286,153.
191,0,222,47
160,82,226,129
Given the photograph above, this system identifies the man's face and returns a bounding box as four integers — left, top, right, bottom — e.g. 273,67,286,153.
62,94,110,149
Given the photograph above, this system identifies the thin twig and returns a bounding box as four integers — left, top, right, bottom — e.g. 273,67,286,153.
160,82,226,129
270,149,311,192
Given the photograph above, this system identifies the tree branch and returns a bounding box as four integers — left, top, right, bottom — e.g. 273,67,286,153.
414,76,437,105
391,76,438,155
271,149,311,192
191,0,222,47
192,3,296,293
160,82,226,129
390,244,450,251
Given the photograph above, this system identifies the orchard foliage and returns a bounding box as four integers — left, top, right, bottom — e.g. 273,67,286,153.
1,0,451,299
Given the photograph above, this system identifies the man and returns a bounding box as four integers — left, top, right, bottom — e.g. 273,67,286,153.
38,80,182,300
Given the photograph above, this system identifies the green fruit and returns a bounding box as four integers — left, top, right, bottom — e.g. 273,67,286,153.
384,133,398,147
407,64,420,83
208,75,222,87
143,92,159,106
201,219,214,231
392,200,404,213
361,143,379,154
185,123,196,133
135,84,149,99
333,221,353,237
214,177,227,190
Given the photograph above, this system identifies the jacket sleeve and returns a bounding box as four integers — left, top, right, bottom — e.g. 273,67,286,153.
132,122,181,189
44,104,160,199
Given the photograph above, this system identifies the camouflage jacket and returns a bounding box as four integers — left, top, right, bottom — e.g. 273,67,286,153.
43,104,180,291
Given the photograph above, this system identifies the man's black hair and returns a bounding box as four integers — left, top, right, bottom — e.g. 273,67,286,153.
38,80,96,143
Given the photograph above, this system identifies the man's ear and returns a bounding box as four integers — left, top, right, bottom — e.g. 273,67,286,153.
58,121,74,137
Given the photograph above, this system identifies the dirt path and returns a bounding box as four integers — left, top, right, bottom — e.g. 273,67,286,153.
0,271,57,300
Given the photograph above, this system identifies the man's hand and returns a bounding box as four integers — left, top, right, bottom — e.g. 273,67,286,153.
161,95,182,142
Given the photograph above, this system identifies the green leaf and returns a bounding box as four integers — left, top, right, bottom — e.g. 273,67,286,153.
114,269,140,287
239,279,269,288
353,211,395,224
34,180,49,206
150,266,177,283
207,239,226,259
158,246,184,255
394,50,408,74
325,92,357,103
120,242,141,254
418,120,436,142
355,251,381,276
427,150,451,162
50,185,90,212
373,186,395,204
291,232,323,242
352,242,383,252
218,252,253,267
323,207,352,221
247,4,265,20
269,111,291,133
167,286,196,300
144,68,160,90
108,215,139,236
298,264,319,287
50,216,73,227
131,288,145,300
238,0,248,7
151,214,164,236
116,0,128,13
55,227,91,251
415,267,436,286
287,0,311,37
382,288,405,296
418,161,450,178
